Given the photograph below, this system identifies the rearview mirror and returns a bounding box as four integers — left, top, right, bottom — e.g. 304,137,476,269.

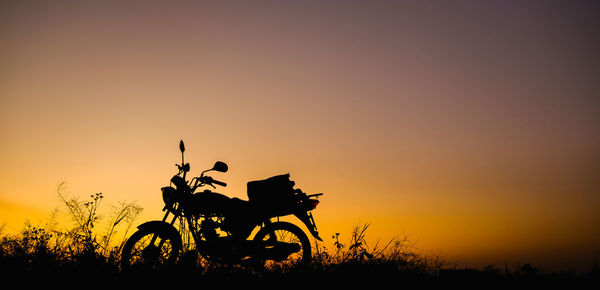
179,140,185,153
212,161,228,173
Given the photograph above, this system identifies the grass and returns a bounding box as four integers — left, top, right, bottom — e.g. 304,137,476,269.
0,185,598,286
0,183,143,279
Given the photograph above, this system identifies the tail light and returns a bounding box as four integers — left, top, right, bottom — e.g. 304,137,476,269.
310,199,320,210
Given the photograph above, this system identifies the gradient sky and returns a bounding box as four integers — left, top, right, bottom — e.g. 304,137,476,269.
1,0,599,271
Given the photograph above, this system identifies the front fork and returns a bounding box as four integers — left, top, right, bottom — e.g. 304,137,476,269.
148,208,180,249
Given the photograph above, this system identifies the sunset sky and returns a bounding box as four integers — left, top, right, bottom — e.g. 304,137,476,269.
1,0,599,271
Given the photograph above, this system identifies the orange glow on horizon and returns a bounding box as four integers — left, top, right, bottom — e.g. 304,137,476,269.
1,1,599,272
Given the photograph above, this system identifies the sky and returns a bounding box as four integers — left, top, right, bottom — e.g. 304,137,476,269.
1,0,599,271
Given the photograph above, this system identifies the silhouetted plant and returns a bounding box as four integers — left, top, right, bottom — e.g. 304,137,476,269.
100,200,143,260
0,182,141,274
2,185,598,283
308,222,446,280
38,182,142,265
57,182,103,257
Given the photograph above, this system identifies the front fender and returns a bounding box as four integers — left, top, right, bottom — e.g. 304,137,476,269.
137,221,181,241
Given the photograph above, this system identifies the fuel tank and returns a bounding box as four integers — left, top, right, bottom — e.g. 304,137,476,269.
191,190,233,215
190,190,252,215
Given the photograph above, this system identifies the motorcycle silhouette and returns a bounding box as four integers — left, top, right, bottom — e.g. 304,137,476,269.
121,140,323,269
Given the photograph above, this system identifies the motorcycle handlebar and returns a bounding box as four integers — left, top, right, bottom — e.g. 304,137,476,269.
199,176,227,187
212,179,227,187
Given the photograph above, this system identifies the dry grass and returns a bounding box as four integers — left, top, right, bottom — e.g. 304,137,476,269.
0,182,143,276
0,183,598,285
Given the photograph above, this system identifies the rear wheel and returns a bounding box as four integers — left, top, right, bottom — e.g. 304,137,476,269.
253,222,311,268
121,226,182,270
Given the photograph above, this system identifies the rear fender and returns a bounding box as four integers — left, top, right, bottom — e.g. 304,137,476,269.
294,211,322,241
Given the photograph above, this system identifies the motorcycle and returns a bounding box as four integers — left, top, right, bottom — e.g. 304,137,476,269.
121,140,323,270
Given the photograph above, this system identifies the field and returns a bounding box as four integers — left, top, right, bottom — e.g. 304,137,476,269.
1,191,597,286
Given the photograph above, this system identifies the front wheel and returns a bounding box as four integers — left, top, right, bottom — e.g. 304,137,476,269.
121,224,182,270
253,221,312,268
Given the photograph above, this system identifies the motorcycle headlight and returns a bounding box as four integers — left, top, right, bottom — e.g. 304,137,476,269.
162,186,177,206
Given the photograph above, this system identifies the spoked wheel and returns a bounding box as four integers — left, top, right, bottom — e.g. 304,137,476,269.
121,226,182,271
253,222,311,268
